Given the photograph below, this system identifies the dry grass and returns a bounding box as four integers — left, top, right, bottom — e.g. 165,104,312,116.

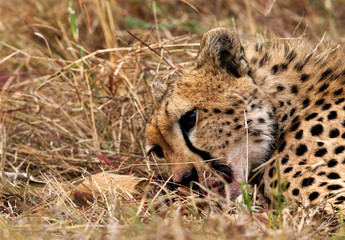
1,0,345,239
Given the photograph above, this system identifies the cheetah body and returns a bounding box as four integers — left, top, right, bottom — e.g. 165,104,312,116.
145,28,345,211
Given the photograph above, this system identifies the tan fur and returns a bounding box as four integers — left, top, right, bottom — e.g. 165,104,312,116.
145,27,345,212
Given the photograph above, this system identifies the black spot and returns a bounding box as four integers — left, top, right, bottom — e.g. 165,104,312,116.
315,99,324,105
259,52,270,67
214,109,221,113
285,182,291,190
329,129,340,138
281,114,288,122
342,133,345,139
203,109,209,113
319,68,332,81
332,200,345,205
335,146,345,154
278,141,286,153
289,108,296,117
290,121,300,131
302,99,310,108
327,111,337,120
334,88,343,96
325,193,336,199
255,43,262,52
287,50,297,62
327,159,338,167
218,129,223,133
284,167,293,173
291,116,299,123
293,171,301,178
296,144,308,156
304,54,312,65
319,182,327,187
302,177,315,187
317,142,324,146
314,148,327,157
270,180,278,188
327,184,343,190
309,192,320,201
335,98,345,105
343,120,345,127
295,130,303,139
291,85,298,94
292,188,300,196
299,159,307,165
336,196,345,201
317,171,325,176
235,125,242,130
300,73,310,82
267,112,274,119
310,124,323,136
258,118,265,123
278,132,285,141
322,103,331,110
318,83,329,93
226,109,234,114
268,167,276,178
281,154,289,165
327,172,341,179
305,113,318,121
294,62,305,72
277,85,285,92
279,101,284,107
271,64,279,74
226,132,232,136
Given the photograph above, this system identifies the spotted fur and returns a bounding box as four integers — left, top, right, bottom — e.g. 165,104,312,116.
145,27,345,212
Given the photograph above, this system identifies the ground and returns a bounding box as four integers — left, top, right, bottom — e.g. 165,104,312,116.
1,0,345,239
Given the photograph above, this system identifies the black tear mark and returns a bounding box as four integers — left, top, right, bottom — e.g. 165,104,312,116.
182,131,212,161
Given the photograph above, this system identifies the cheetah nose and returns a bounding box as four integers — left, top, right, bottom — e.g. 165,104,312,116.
175,167,199,187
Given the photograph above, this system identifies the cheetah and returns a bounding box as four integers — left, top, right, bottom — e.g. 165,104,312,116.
145,27,345,212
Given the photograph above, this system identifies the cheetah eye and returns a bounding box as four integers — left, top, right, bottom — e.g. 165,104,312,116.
179,109,197,133
152,146,165,159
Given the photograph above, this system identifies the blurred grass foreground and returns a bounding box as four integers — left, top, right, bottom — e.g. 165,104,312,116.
0,0,345,239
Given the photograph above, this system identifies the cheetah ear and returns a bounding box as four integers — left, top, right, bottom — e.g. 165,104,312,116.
197,27,249,77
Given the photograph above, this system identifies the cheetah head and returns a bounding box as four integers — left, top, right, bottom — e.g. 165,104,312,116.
145,28,276,199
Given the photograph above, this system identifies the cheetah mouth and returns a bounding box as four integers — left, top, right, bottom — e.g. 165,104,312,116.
168,161,237,198
203,161,239,198
210,161,234,184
